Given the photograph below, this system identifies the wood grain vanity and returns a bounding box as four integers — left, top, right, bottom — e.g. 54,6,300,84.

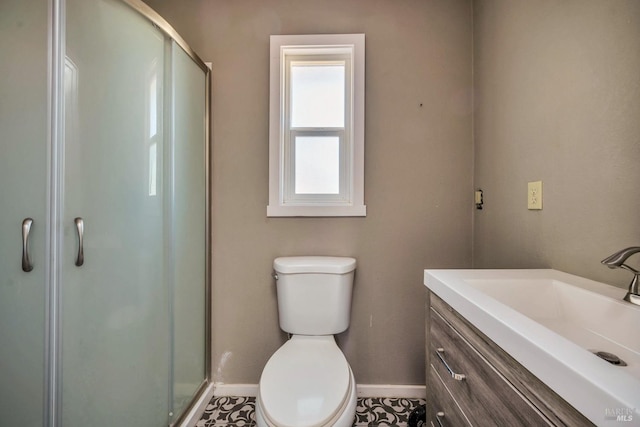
426,291,594,427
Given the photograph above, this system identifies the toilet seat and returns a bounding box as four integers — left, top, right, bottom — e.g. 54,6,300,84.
258,335,353,427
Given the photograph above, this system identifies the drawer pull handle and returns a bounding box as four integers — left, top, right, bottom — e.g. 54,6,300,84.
435,411,445,427
436,347,466,381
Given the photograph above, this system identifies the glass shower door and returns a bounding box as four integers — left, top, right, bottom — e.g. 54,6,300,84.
2,0,209,425
61,0,170,425
170,42,207,422
0,0,49,425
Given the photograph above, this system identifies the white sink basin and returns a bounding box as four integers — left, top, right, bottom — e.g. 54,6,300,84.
467,277,640,377
424,269,640,426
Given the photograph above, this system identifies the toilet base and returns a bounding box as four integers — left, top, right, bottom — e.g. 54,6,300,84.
255,368,357,427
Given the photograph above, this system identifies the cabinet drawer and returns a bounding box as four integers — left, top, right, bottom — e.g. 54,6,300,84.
428,364,470,427
430,307,550,426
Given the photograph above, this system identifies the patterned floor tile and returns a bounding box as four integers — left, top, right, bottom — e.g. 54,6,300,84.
201,396,256,426
199,396,425,427
367,397,422,426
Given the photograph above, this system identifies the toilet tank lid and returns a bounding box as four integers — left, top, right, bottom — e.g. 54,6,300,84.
274,256,356,274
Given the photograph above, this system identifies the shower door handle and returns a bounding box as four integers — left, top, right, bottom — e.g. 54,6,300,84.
74,217,84,267
22,218,34,272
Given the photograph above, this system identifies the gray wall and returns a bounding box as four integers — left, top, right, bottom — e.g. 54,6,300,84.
145,0,474,385
473,0,640,287
144,0,640,387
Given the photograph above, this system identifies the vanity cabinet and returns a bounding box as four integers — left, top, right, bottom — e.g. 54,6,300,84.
426,292,594,427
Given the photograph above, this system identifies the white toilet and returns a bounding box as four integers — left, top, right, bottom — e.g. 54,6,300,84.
256,256,357,427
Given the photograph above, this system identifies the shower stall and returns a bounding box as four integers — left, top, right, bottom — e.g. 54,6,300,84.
0,0,210,426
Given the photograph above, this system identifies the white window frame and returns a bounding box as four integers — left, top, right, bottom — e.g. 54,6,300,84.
268,34,366,217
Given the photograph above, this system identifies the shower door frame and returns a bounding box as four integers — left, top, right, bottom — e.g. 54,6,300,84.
45,0,212,426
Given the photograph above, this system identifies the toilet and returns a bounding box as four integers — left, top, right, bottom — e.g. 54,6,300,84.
256,256,357,427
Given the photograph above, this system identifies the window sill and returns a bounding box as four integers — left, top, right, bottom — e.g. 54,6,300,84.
267,204,366,217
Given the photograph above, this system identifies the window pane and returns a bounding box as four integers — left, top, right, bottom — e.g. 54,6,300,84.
295,136,340,194
291,64,345,128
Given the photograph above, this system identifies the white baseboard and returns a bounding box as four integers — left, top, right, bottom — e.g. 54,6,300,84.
213,383,426,399
213,383,259,397
356,384,426,399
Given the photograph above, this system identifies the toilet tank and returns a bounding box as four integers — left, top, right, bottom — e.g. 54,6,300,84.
273,256,356,335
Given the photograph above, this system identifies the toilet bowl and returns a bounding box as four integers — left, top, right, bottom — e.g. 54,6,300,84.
255,336,356,427
256,256,357,427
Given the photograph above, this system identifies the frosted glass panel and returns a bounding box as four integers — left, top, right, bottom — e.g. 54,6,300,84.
62,0,169,426
295,136,340,194
0,0,48,425
290,64,345,128
170,42,207,421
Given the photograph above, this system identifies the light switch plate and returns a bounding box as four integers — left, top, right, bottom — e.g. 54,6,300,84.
528,181,543,210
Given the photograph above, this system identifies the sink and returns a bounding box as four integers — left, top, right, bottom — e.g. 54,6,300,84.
424,269,640,426
467,278,640,376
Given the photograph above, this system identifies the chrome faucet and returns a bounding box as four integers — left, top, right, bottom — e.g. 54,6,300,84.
601,247,640,306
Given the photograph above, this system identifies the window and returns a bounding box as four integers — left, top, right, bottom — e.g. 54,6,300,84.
268,34,365,217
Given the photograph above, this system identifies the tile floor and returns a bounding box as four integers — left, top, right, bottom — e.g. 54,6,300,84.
197,396,426,427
